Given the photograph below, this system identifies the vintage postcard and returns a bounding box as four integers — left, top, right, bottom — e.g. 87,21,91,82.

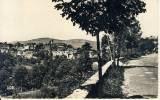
0,0,158,99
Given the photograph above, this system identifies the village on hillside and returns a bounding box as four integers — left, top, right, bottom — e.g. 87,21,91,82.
0,35,158,98
0,40,98,60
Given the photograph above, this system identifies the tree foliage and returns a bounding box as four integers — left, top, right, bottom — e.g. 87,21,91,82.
101,35,111,63
31,65,48,89
0,53,16,95
139,38,156,53
52,0,145,35
13,66,28,91
125,20,142,49
78,42,92,71
52,0,146,68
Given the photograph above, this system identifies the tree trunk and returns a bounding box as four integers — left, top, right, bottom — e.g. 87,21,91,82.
107,37,112,60
112,35,116,65
21,80,22,92
117,45,121,67
96,33,103,98
116,35,122,67
131,48,132,55
127,49,128,57
96,33,102,80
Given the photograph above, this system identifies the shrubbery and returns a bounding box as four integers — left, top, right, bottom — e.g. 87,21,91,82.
13,66,28,92
0,53,16,96
0,42,96,98
40,86,57,98
86,64,124,98
101,64,124,98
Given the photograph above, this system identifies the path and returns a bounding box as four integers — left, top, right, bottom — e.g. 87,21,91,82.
122,53,158,98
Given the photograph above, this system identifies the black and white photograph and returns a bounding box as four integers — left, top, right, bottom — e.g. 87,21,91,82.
0,0,158,99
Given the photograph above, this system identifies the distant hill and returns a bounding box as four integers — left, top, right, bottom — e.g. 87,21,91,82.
18,38,61,44
15,38,97,50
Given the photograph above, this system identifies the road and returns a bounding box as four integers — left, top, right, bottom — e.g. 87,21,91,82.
122,53,158,98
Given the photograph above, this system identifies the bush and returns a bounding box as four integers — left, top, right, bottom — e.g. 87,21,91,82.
40,86,57,98
30,65,48,89
77,53,92,71
101,64,124,98
57,76,80,98
55,60,75,78
13,66,28,92
87,64,124,98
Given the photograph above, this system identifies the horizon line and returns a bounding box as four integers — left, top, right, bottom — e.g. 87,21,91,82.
0,34,158,43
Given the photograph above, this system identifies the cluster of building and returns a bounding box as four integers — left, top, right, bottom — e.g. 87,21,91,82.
0,42,35,59
0,41,97,60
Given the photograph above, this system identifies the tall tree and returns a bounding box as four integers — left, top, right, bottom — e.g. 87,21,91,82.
66,44,73,49
35,43,44,52
14,66,28,92
78,42,92,71
139,37,156,54
122,20,141,57
101,34,112,63
52,0,146,81
48,40,54,58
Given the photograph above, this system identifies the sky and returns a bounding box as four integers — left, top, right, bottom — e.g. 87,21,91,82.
0,0,159,42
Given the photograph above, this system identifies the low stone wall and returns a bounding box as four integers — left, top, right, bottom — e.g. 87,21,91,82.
66,60,113,98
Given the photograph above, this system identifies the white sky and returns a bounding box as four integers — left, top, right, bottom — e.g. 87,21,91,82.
0,0,158,42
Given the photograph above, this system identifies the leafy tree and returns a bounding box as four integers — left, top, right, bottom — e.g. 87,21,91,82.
139,38,156,54
78,42,92,71
0,69,10,95
8,44,14,49
43,55,68,86
35,43,44,51
66,44,73,49
34,50,50,60
40,86,57,98
13,66,28,92
112,18,144,66
0,53,17,95
125,20,142,57
27,43,36,50
48,40,54,59
29,58,37,64
55,59,75,78
31,65,48,89
81,42,92,51
0,69,10,83
52,0,146,79
101,35,112,64
0,53,16,72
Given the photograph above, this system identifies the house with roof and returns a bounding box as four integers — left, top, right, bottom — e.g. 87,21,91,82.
52,50,75,59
